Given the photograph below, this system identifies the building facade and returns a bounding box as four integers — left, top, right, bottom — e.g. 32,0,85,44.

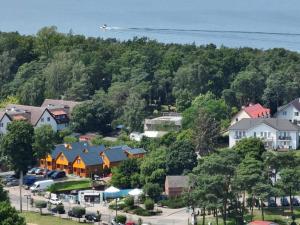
229,118,300,150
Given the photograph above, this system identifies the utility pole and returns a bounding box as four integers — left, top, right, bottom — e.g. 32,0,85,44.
19,170,23,212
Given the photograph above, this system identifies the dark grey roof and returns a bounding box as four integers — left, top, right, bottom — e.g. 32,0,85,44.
278,98,300,112
125,148,146,155
51,142,105,164
165,176,189,188
104,147,128,162
229,118,300,131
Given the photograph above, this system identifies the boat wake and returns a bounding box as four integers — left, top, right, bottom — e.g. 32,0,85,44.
102,26,300,37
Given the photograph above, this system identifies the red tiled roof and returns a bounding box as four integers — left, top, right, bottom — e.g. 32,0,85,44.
244,104,270,118
51,110,67,116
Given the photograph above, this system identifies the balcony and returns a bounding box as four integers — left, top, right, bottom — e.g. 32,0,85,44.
234,136,243,139
278,136,292,140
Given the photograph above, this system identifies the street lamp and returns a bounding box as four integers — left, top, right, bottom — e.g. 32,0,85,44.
24,194,31,211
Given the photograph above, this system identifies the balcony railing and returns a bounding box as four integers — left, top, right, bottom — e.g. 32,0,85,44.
278,136,292,140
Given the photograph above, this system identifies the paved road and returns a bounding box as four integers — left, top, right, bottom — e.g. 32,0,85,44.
6,186,190,225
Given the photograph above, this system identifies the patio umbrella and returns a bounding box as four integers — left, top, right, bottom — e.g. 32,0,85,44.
104,186,120,193
128,188,143,196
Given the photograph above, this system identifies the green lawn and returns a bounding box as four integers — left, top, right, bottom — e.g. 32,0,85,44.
22,212,81,225
50,179,91,192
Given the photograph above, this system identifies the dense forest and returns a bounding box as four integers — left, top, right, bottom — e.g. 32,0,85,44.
1,26,300,132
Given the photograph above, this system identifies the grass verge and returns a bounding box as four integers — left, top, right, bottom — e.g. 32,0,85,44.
22,212,81,225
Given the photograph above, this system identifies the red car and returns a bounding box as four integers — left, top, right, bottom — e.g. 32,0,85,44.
125,222,136,225
248,221,279,225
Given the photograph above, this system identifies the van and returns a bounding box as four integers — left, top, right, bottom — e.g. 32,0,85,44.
30,180,54,192
51,171,66,179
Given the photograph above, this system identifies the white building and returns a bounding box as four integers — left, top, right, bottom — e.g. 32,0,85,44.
231,103,270,125
229,118,300,150
143,113,182,138
275,98,300,125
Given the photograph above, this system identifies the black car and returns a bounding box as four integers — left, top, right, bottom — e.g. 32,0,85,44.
50,206,65,214
51,171,66,179
292,197,300,206
268,198,277,207
85,213,101,222
67,210,75,217
281,197,289,207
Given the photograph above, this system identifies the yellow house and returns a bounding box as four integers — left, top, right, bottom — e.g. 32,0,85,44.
72,152,103,178
55,152,74,174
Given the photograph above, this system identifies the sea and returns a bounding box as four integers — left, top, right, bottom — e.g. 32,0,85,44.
1,0,300,51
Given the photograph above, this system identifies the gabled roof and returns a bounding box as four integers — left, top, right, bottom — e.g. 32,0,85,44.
0,112,11,121
243,104,270,118
125,148,146,155
277,98,300,112
5,104,47,125
42,99,80,112
165,176,189,188
103,147,128,163
78,151,103,166
229,118,300,131
52,142,105,163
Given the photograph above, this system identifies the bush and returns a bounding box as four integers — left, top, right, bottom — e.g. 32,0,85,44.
134,207,151,216
115,214,127,224
124,196,134,208
144,198,154,211
159,197,186,209
34,200,47,215
56,204,65,214
143,183,162,200
72,206,86,222
109,201,126,210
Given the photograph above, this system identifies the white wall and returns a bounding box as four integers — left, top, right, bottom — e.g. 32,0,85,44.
229,123,299,150
0,115,11,135
231,110,250,125
36,110,58,132
276,105,300,124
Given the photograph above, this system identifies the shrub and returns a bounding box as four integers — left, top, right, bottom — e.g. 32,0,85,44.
124,196,134,208
144,198,154,211
134,207,151,216
115,214,127,224
34,200,47,215
56,204,65,214
109,202,126,210
72,206,86,222
159,197,186,209
143,183,162,200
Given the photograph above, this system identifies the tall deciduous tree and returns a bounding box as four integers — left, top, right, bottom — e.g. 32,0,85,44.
166,140,197,175
193,109,220,156
1,120,34,173
0,201,26,225
33,124,56,167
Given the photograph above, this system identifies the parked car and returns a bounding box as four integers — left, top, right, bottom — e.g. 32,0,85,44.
281,197,289,207
85,213,101,222
50,206,65,214
50,171,66,179
67,210,75,217
23,175,36,186
27,167,39,175
6,179,19,186
248,221,278,225
42,169,50,176
48,197,62,205
30,180,54,192
292,197,300,206
268,198,277,207
46,170,56,177
2,175,17,185
35,168,45,175
126,222,136,225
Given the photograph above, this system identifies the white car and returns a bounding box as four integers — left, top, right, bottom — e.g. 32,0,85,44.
48,197,62,205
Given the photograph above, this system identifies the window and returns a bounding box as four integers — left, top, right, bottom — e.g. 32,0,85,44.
0,123,3,127
236,118,238,122
261,132,263,137
254,132,256,137
268,132,271,137
41,118,44,122
77,159,81,164
242,131,246,137
47,117,50,122
295,112,299,116
60,155,64,160
283,111,287,116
